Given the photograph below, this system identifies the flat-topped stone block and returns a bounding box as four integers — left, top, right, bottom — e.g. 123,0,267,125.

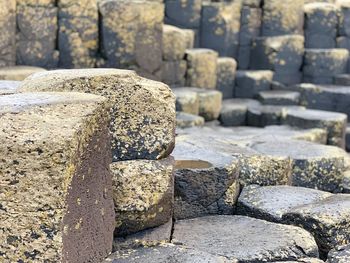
235,70,274,98
172,215,319,262
257,90,300,105
0,92,114,262
216,57,237,99
19,69,176,161
251,140,349,192
0,1,16,67
185,49,218,89
176,112,205,129
111,157,174,236
284,108,348,148
0,66,46,81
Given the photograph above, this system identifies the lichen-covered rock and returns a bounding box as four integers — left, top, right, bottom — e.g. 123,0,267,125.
164,0,202,29
0,66,46,81
0,92,114,262
162,25,187,61
98,0,163,80
176,112,205,129
284,108,348,148
58,0,98,68
261,0,304,36
173,88,199,115
327,244,350,263
200,1,242,57
0,0,16,67
185,49,218,89
216,57,237,99
251,140,349,192
284,194,350,254
16,5,59,68
303,49,349,84
111,156,174,236
19,69,176,161
237,185,333,222
0,80,21,95
172,215,319,262
235,70,274,98
257,90,300,105
104,244,229,263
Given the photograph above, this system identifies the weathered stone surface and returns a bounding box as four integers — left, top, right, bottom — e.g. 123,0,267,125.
261,0,304,36
303,49,349,84
176,112,205,129
334,74,350,86
173,88,199,115
19,69,176,161
165,0,202,29
0,66,46,81
183,29,196,49
284,194,350,254
327,244,350,263
0,0,16,67
98,0,163,79
235,70,274,98
237,185,333,222
172,215,319,262
185,49,218,89
257,90,300,105
163,25,187,61
248,105,305,127
104,244,229,263
110,156,174,236
173,134,240,219
284,108,348,148
250,35,304,85
304,3,338,48
239,6,262,46
0,92,114,262
251,140,349,192
338,0,350,37
0,81,21,95
200,1,241,57
113,218,173,251
216,57,237,99
161,60,187,87
58,0,98,68
219,101,248,127
16,5,59,68
343,170,350,193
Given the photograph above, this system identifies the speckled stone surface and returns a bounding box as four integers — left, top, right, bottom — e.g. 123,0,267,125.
19,69,176,161
176,112,205,129
327,244,350,263
0,92,114,262
104,244,230,263
0,80,21,95
111,156,174,236
172,215,319,262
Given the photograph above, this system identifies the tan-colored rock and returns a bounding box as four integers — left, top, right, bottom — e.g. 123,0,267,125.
0,66,46,81
111,156,174,236
19,69,176,161
163,25,187,61
0,92,114,262
0,0,16,67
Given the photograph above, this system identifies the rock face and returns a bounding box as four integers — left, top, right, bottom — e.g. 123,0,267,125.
0,0,16,67
328,244,350,263
98,0,163,80
19,69,176,161
104,244,229,263
111,157,174,236
0,92,114,262
172,215,319,262
251,140,349,192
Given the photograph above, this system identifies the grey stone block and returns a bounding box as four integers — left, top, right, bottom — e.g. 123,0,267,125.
216,57,237,99
173,88,199,115
219,99,251,126
237,45,251,70
338,1,350,37
257,90,300,105
239,6,262,46
327,244,350,263
235,70,273,98
165,0,202,29
176,112,205,129
161,60,187,87
347,124,350,152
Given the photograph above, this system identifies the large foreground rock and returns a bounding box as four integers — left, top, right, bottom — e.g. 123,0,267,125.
172,215,319,262
0,92,114,262
111,157,174,236
19,69,176,161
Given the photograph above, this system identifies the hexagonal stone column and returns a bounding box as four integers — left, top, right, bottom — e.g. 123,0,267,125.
0,92,114,262
111,157,174,236
216,57,237,99
0,0,16,67
19,69,176,161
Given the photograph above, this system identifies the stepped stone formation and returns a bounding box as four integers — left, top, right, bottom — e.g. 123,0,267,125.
3,0,350,262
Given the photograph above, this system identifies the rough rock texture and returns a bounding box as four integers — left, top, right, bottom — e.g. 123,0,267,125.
0,81,21,95
19,69,176,161
172,215,319,262
185,49,218,89
284,108,348,148
251,140,349,192
216,57,237,99
104,244,229,263
98,0,164,80
235,70,274,98
176,112,205,129
0,66,46,81
0,0,16,67
16,5,59,68
110,156,174,236
0,92,114,262
284,194,350,255
327,244,350,263
58,0,99,68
